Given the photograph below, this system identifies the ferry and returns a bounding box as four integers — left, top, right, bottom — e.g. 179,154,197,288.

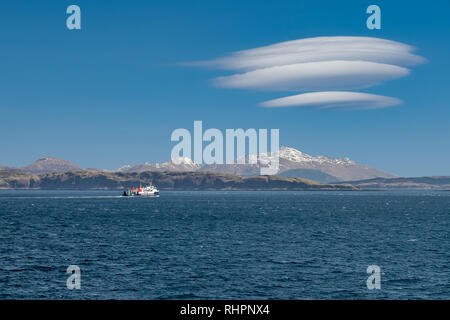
122,184,159,197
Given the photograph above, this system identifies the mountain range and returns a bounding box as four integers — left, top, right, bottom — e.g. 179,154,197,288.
1,146,396,183
198,147,397,182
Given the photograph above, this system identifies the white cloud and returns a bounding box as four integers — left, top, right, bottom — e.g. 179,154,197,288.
188,36,425,110
260,91,403,110
214,60,410,91
194,36,425,71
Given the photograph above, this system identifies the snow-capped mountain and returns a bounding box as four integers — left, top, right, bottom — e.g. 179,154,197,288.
200,146,397,182
116,146,396,182
115,165,132,172
279,147,355,165
276,146,396,182
116,157,201,173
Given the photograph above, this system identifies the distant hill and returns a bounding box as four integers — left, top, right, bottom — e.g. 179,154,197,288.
0,170,40,189
0,170,358,191
341,176,450,189
19,157,81,175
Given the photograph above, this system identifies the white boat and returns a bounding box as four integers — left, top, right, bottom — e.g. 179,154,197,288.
122,184,159,197
138,185,160,196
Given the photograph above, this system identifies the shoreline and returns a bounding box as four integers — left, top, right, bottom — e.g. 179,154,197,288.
0,187,359,191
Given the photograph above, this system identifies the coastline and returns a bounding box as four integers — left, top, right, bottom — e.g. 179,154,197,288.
0,170,358,191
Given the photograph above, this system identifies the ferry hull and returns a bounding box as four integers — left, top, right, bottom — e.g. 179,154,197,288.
122,185,160,197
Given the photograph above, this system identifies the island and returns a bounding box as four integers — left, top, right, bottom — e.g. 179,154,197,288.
0,170,358,191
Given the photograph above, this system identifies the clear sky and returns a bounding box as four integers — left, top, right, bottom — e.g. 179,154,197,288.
0,0,449,176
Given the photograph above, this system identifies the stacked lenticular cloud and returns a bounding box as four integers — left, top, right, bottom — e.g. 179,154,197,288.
192,36,425,110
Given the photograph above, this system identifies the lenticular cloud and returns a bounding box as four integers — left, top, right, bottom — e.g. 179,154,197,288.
214,60,410,91
191,36,425,110
195,36,425,71
260,92,403,110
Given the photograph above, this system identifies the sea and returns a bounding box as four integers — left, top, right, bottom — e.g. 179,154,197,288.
0,190,448,299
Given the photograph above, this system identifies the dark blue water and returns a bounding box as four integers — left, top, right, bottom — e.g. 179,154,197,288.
0,190,448,299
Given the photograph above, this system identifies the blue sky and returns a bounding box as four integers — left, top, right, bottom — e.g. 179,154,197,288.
0,0,449,176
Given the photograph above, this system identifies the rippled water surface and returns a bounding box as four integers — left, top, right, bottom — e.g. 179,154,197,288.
0,190,449,299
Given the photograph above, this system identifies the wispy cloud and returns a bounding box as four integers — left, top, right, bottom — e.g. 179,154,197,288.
189,36,425,110
260,91,403,110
